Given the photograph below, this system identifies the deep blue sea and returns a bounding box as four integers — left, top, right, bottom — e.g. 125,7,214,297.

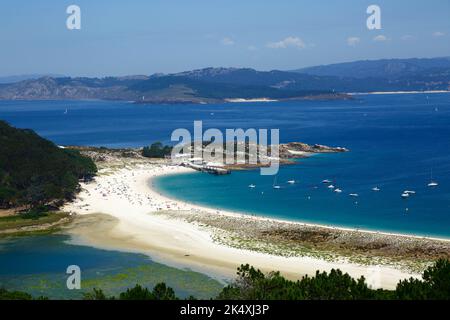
1,94,450,238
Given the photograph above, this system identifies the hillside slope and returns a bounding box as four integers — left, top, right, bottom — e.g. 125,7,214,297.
0,121,97,209
295,57,450,79
0,58,449,103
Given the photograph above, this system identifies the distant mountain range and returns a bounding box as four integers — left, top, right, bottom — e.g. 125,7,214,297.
0,74,65,84
0,57,449,104
294,57,450,79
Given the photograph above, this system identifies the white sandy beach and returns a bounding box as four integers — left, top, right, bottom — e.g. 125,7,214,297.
62,160,425,289
225,98,279,103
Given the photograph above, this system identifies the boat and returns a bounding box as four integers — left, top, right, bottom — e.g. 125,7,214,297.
322,179,332,184
401,192,410,199
248,184,256,188
349,193,359,197
372,187,380,192
64,108,68,114
273,175,281,189
328,185,335,189
287,180,295,184
334,188,342,193
404,190,416,195
428,169,438,187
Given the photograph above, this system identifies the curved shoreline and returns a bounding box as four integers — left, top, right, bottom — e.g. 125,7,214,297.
152,171,450,243
62,159,437,289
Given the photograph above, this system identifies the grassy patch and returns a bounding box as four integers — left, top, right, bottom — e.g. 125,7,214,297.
0,211,70,236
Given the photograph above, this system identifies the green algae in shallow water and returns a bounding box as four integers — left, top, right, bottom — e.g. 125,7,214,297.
0,234,223,299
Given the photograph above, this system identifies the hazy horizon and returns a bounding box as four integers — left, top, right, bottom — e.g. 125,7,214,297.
1,0,449,77
1,55,450,79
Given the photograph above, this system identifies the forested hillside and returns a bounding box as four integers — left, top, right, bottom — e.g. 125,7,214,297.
0,121,97,209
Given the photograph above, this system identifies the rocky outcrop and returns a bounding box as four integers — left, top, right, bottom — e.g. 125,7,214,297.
279,142,348,158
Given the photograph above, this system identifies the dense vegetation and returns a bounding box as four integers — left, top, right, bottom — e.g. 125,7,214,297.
0,121,97,209
217,259,450,300
130,75,333,100
2,259,449,300
142,142,172,158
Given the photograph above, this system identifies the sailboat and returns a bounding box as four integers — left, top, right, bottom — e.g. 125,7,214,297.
401,192,410,199
273,175,281,189
428,169,439,187
64,108,68,114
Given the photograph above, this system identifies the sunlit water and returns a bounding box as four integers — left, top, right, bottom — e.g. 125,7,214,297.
1,94,450,237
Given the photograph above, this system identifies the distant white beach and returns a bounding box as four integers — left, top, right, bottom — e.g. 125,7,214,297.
225,98,278,102
349,90,450,96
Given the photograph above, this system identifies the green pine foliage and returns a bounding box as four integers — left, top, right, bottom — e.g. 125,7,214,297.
0,120,97,209
142,142,172,158
82,283,177,300
395,259,450,300
217,264,383,300
0,288,33,300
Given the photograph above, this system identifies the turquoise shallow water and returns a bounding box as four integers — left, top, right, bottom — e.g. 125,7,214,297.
152,94,450,239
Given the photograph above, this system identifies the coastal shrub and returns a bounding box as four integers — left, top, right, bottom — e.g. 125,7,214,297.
83,288,111,300
118,283,177,300
395,258,450,300
217,264,377,300
151,283,177,300
217,260,450,300
142,142,172,158
0,120,97,209
0,288,33,300
20,205,49,219
119,284,154,300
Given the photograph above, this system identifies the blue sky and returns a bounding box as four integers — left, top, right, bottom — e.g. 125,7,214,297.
0,0,449,76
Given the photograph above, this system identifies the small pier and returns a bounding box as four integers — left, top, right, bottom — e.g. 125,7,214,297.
182,162,231,175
